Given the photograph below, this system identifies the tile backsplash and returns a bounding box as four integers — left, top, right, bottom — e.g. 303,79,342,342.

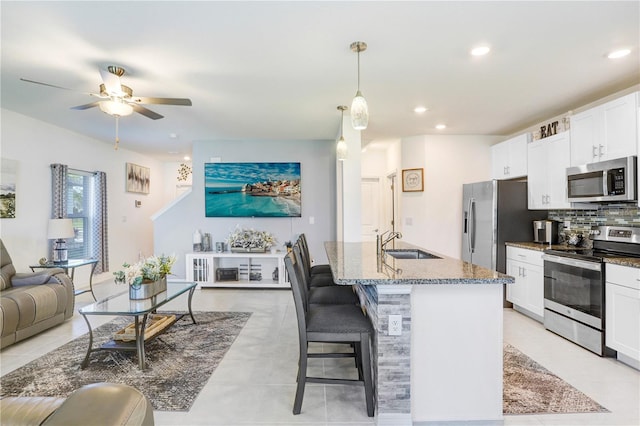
549,205,640,242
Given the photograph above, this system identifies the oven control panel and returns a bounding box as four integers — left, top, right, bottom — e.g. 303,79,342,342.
592,226,640,245
608,229,632,238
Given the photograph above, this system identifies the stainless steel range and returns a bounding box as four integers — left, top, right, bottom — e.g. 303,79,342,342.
542,225,640,356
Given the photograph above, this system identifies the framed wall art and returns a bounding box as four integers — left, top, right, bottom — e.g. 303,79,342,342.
204,162,301,217
0,158,17,218
126,163,150,194
402,168,424,192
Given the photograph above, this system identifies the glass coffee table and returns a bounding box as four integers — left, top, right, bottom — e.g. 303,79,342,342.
78,281,197,370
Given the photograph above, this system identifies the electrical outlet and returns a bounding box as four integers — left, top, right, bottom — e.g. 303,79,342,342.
388,314,402,336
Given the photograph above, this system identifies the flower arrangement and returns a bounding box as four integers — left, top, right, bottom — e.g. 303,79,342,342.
114,254,176,288
226,226,276,251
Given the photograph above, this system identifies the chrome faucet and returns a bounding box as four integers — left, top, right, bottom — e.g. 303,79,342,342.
377,230,402,254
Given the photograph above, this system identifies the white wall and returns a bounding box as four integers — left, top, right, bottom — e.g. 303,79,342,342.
337,117,362,242
162,161,192,204
0,109,165,286
400,134,502,258
153,139,336,279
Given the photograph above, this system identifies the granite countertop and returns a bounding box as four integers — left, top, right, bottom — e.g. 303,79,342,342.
505,241,579,252
604,257,640,268
324,241,514,286
506,241,640,269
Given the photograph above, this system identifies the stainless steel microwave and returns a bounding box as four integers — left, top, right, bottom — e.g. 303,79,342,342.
566,156,637,203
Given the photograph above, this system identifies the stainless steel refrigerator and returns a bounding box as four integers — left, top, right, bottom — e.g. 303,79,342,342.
461,180,546,275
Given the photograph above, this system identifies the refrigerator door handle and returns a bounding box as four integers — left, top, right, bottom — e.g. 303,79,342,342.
469,198,476,253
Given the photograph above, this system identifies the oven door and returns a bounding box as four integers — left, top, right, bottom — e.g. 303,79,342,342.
542,254,603,330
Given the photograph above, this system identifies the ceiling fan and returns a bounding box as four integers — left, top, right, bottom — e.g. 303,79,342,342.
21,65,192,149
21,65,192,120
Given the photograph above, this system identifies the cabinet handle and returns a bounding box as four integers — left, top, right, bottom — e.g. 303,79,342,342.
546,195,551,204
592,145,598,158
504,166,508,175
506,166,510,175
599,144,604,157
541,195,545,205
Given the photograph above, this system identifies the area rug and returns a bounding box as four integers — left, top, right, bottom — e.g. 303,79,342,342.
0,311,251,411
503,343,608,415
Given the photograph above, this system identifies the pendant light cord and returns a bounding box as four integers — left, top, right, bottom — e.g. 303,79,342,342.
357,48,361,92
114,116,120,150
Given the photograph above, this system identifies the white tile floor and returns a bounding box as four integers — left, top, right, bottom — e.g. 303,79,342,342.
2,281,639,426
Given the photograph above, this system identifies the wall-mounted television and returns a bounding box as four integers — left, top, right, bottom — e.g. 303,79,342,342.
205,162,301,217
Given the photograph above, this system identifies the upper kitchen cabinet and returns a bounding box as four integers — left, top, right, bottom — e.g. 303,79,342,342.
528,131,571,210
491,133,529,180
570,91,639,166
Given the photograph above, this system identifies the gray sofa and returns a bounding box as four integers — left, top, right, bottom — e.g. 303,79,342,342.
0,239,74,348
0,382,154,425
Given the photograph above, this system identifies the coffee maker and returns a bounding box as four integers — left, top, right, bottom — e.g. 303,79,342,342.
533,220,558,244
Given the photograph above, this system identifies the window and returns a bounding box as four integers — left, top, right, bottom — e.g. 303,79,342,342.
51,163,108,273
66,170,92,259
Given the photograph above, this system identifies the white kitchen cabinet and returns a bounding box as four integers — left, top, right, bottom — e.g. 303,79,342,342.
491,133,529,180
506,246,544,322
606,263,640,368
185,252,289,289
527,131,571,210
570,91,638,166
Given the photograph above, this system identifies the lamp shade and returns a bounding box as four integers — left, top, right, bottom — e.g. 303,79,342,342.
350,91,369,130
99,100,133,117
47,218,75,239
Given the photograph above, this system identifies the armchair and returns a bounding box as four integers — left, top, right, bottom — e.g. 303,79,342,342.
0,382,154,425
0,239,74,348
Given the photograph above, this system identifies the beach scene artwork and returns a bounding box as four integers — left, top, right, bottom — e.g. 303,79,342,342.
205,162,301,217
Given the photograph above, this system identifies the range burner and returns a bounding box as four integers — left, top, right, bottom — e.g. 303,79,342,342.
545,226,640,262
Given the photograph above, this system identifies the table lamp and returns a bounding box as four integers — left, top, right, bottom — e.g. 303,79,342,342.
48,218,75,264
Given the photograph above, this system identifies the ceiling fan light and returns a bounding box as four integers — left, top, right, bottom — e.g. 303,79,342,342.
336,136,348,161
99,100,133,117
350,91,369,130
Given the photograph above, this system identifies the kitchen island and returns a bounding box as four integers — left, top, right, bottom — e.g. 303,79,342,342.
325,241,513,426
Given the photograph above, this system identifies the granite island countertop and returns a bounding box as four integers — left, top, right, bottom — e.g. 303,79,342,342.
324,241,514,285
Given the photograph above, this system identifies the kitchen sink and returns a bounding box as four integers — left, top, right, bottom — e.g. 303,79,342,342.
384,249,441,260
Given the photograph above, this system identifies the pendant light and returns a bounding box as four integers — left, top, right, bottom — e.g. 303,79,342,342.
350,41,368,130
336,105,348,161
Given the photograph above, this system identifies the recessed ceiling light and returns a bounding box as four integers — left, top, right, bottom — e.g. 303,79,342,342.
471,46,490,56
435,124,446,130
168,151,179,154
414,106,428,113
608,49,631,59
169,133,178,139
183,156,191,161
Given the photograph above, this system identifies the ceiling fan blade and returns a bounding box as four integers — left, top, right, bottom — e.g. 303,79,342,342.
21,78,102,98
70,101,101,110
132,97,192,106
20,78,74,91
131,103,164,120
99,68,122,95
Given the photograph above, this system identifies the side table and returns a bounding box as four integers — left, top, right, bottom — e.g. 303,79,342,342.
30,259,99,300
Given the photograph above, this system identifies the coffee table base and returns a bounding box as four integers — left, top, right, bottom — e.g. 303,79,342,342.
80,286,197,370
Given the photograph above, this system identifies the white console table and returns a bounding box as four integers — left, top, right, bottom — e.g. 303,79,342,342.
185,251,289,289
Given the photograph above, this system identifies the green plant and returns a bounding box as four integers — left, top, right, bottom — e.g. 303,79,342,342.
114,254,176,288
